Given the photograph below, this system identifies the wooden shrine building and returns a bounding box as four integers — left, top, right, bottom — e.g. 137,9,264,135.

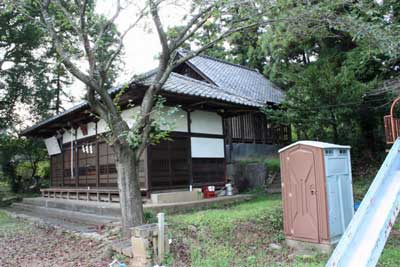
21,52,290,200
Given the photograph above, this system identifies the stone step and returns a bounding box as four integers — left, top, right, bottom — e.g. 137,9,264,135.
21,197,121,217
10,202,119,226
112,240,133,258
3,208,104,233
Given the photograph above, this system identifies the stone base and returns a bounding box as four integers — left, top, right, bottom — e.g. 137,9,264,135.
150,189,202,204
286,239,334,255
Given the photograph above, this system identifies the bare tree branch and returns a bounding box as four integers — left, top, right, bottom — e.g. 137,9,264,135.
38,0,96,90
150,0,169,70
78,0,96,78
102,9,146,76
93,0,122,52
170,4,215,50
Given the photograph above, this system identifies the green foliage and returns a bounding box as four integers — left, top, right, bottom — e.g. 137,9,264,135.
264,158,280,174
264,56,374,145
0,134,48,193
124,96,179,150
1,1,122,131
267,206,285,241
144,211,157,224
37,161,50,180
0,1,75,130
238,157,280,174
184,0,399,157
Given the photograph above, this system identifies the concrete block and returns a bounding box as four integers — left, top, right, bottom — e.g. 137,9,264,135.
131,236,150,258
131,223,158,238
151,189,203,204
286,239,334,255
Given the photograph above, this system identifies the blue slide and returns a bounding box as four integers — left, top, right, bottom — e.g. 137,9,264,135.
326,138,400,267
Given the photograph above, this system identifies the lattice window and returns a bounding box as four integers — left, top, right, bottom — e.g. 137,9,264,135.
98,142,117,186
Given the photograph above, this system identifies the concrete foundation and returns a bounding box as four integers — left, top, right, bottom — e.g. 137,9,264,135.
150,189,203,204
8,194,253,223
286,239,334,255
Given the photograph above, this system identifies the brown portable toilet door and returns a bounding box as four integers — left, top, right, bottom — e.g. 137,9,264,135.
284,146,319,242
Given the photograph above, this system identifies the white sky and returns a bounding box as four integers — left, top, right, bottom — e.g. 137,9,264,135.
65,0,189,102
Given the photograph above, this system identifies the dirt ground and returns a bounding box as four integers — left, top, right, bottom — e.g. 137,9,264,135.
0,213,112,267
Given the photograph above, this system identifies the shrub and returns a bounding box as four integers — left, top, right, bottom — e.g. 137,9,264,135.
264,158,280,174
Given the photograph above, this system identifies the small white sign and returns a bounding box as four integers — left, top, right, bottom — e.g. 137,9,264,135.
191,137,224,158
44,136,61,155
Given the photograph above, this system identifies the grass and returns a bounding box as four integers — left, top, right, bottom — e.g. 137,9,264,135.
168,193,289,267
0,211,26,235
166,185,400,267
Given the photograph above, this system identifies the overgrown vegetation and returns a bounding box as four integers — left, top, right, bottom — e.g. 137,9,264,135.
0,135,49,195
186,0,400,160
166,188,400,266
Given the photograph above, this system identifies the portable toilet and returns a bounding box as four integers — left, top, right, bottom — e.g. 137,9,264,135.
279,141,354,250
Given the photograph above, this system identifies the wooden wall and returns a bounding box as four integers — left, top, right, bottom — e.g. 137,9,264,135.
50,137,146,189
224,112,291,145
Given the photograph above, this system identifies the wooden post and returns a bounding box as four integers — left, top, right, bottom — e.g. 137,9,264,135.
95,122,100,188
187,110,193,188
157,213,165,264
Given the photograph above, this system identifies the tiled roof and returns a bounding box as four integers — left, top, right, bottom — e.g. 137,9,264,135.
135,71,264,107
19,101,89,136
182,52,284,104
21,54,284,136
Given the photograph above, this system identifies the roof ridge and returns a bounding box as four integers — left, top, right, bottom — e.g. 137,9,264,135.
177,49,260,73
197,53,259,73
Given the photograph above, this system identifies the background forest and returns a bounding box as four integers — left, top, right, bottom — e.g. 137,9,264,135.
1,0,400,192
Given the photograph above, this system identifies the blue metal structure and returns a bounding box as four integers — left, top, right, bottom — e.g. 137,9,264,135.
326,138,400,267
324,146,354,244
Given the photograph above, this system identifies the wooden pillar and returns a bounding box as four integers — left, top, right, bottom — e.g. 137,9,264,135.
252,112,256,144
222,115,228,184
167,141,173,187
61,145,65,187
75,129,79,188
241,115,245,143
95,122,100,188
147,143,152,194
49,155,53,188
187,110,193,187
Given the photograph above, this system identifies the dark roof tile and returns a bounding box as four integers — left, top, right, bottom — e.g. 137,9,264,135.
181,51,284,104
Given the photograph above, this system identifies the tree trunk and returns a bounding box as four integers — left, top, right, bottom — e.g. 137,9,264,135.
113,141,144,237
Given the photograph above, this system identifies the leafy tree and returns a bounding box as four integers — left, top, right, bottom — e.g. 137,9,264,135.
0,2,76,130
0,134,47,193
261,0,399,151
12,0,283,236
187,0,399,153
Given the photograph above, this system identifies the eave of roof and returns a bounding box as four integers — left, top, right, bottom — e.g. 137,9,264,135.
20,70,265,137
19,101,89,136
